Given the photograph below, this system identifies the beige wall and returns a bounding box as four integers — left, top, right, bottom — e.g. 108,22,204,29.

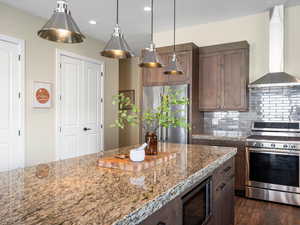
0,2,119,166
119,57,142,147
155,5,300,82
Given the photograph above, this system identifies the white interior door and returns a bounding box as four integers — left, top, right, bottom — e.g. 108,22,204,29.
78,62,102,156
0,38,24,172
58,54,103,160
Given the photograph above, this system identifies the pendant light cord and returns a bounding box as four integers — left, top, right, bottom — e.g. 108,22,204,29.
173,0,176,53
151,0,154,43
116,0,119,25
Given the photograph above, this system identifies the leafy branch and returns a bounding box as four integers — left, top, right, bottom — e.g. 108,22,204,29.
110,93,139,129
111,88,190,132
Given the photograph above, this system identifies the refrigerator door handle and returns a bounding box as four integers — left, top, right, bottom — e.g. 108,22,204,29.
159,126,163,141
166,127,168,141
159,126,162,141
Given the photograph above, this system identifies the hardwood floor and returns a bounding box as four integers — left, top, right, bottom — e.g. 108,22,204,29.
235,197,300,225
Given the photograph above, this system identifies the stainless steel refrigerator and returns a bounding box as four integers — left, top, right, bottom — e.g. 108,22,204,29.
143,84,189,144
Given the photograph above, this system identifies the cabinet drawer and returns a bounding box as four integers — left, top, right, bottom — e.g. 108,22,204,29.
214,175,235,201
139,199,180,225
213,158,234,186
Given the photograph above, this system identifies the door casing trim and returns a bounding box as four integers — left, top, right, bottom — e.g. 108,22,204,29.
0,34,25,169
55,49,104,160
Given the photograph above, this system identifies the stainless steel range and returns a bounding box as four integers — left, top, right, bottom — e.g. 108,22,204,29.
246,121,300,206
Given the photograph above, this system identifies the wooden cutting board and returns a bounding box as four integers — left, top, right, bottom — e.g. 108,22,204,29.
97,152,177,172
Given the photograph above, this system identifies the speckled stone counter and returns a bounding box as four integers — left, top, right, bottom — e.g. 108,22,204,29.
0,143,236,225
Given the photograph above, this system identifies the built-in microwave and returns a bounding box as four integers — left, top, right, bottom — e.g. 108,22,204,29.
182,177,212,225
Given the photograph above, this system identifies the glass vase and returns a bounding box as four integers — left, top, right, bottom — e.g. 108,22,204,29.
145,132,158,155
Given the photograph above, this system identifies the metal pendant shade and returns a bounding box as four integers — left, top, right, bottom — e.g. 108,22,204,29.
164,53,183,75
139,44,163,68
164,0,183,75
38,0,85,43
101,0,133,59
122,34,135,57
139,0,163,68
101,26,133,59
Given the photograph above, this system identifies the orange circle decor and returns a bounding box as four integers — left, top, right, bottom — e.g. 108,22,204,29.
35,88,50,104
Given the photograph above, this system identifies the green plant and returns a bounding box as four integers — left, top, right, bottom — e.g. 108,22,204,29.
110,93,139,129
111,88,190,132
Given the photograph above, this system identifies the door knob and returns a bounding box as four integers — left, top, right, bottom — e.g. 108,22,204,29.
83,127,92,131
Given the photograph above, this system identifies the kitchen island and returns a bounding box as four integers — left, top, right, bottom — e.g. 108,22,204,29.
0,143,236,225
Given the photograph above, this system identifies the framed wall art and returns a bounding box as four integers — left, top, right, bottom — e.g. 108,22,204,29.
119,90,135,110
33,81,52,108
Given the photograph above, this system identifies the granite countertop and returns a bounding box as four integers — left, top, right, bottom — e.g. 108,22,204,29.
0,143,236,225
192,131,249,142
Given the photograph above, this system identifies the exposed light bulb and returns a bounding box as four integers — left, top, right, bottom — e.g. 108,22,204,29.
144,6,151,11
57,29,70,38
89,20,97,25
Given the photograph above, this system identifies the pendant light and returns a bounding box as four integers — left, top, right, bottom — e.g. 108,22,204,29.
164,0,183,75
38,0,85,43
139,0,163,68
101,0,134,59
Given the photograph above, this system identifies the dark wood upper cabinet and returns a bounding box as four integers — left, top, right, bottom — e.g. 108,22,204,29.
167,51,192,84
222,49,249,110
142,53,169,86
141,43,197,86
199,53,222,111
198,41,249,111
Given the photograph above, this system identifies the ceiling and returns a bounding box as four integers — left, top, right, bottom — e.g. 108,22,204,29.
1,0,300,54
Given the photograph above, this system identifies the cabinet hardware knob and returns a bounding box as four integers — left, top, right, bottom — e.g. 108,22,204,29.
218,183,226,191
157,222,166,225
223,166,232,173
83,127,92,131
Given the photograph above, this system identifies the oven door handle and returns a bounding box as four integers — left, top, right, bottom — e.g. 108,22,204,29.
248,148,300,156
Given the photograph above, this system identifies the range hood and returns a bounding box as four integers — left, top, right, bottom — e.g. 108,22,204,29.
249,5,300,88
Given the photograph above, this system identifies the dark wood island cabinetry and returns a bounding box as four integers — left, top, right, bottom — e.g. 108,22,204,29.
192,138,247,197
212,158,235,225
139,157,235,225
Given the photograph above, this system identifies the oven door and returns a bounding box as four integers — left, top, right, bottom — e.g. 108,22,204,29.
246,147,300,193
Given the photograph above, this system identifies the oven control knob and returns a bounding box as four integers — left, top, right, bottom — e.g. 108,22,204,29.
291,145,296,149
271,143,275,148
283,144,288,149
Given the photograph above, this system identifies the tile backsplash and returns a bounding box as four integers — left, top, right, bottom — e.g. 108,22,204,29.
203,86,300,135
203,111,254,135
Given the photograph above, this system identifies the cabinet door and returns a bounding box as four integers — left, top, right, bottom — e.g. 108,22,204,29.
235,146,246,196
168,51,192,84
199,54,222,111
142,53,169,86
222,177,235,225
222,49,249,111
213,177,235,225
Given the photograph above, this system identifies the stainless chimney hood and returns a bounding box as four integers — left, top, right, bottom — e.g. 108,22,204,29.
249,5,300,88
